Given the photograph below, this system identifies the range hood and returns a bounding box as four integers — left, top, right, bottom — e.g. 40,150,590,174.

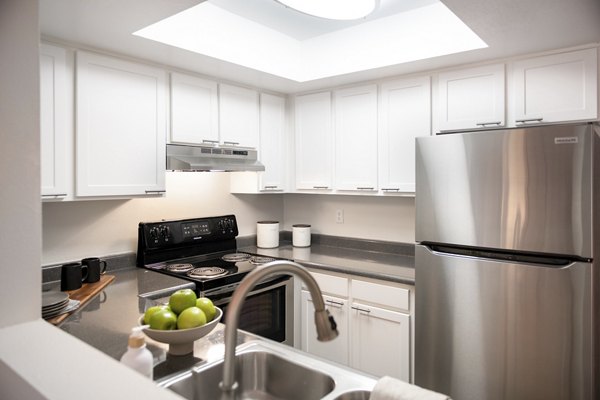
166,144,265,172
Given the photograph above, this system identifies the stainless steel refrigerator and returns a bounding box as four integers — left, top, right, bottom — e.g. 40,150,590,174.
415,123,599,400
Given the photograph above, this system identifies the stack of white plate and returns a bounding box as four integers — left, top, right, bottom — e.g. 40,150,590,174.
42,291,80,319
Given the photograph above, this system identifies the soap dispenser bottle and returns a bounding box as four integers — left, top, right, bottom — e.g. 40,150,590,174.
120,326,153,379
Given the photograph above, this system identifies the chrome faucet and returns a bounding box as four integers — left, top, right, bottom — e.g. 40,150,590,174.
219,260,338,393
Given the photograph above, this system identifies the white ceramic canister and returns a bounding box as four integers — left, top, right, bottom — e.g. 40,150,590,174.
257,221,280,248
292,224,311,247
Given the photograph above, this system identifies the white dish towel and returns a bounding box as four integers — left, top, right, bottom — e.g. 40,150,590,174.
370,376,451,400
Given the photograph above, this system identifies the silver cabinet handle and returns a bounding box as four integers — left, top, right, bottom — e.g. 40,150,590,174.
325,299,344,308
313,186,329,189
223,141,239,146
475,121,502,127
145,190,166,194
381,188,400,192
356,187,374,190
202,139,219,144
515,117,544,124
351,306,371,314
263,185,279,189
41,193,67,198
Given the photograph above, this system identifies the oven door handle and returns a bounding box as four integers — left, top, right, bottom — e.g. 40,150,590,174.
210,276,292,305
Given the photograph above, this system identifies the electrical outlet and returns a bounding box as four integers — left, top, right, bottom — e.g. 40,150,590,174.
335,209,344,224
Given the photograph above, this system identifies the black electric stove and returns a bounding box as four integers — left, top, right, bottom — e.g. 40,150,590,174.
136,215,283,294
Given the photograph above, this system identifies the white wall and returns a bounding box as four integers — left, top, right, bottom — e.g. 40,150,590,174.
42,172,284,265
283,194,415,243
0,0,42,328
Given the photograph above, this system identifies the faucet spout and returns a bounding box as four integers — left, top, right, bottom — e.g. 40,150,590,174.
219,260,338,393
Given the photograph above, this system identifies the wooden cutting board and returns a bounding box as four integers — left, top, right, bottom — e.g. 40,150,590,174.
46,274,115,325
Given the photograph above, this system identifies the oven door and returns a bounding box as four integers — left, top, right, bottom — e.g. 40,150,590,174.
206,275,294,346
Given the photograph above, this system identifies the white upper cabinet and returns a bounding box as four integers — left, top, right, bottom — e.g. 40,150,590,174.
438,64,505,132
379,77,431,193
170,73,218,145
259,93,286,191
334,85,378,192
76,51,166,197
40,44,70,199
294,92,334,190
512,48,597,125
219,84,259,148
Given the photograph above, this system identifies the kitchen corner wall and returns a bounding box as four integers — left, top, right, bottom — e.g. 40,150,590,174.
282,194,415,244
42,172,284,265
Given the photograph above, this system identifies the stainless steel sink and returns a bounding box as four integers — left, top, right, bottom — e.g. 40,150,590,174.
158,340,376,400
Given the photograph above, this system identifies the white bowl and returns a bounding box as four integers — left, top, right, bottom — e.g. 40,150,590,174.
138,307,222,355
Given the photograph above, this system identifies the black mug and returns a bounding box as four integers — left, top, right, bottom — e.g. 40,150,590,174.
81,257,107,283
61,263,88,291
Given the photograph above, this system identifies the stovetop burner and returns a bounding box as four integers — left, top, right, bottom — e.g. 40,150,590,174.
165,263,194,273
187,267,228,279
222,253,251,262
250,256,277,265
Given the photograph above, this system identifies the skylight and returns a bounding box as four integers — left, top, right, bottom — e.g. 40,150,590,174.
276,0,378,20
133,0,487,82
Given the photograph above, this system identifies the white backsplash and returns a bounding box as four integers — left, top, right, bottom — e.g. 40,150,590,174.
42,172,284,265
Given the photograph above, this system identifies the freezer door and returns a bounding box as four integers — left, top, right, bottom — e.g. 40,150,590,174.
415,245,593,400
416,123,595,257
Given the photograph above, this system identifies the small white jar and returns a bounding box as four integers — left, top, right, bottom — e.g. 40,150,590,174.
292,224,311,247
257,221,279,248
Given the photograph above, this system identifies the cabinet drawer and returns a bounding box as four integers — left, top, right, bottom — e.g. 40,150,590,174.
351,279,409,310
306,271,348,297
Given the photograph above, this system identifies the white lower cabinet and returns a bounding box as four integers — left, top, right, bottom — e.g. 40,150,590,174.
350,302,410,381
300,271,413,381
301,291,349,365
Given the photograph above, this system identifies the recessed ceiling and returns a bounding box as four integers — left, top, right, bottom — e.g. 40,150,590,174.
39,0,600,93
133,0,486,82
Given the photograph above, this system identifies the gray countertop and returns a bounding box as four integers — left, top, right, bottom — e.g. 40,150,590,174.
240,241,415,285
50,239,413,382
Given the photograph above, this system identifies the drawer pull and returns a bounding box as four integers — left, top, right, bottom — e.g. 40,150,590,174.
381,188,400,192
145,190,166,194
223,141,239,146
313,186,329,189
41,193,67,198
515,117,544,124
356,187,374,190
325,299,344,308
351,306,371,314
202,139,219,145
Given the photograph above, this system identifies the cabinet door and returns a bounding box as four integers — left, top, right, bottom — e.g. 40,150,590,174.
513,48,597,124
379,77,431,193
350,303,410,380
301,290,349,365
294,92,334,190
438,64,505,132
334,85,378,192
40,44,69,199
76,51,166,196
170,73,218,145
219,84,259,148
259,93,286,191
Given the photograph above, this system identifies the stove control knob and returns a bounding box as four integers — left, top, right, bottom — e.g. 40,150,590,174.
160,226,171,239
149,227,159,240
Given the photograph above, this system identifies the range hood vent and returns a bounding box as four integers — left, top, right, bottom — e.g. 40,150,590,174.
166,144,265,172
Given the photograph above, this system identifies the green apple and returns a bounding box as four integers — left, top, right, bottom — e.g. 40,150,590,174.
143,305,170,325
149,309,177,330
169,289,197,315
196,297,216,322
177,306,207,330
